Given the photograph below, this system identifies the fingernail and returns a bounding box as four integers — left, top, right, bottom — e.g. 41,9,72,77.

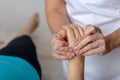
75,46,81,50
58,29,66,37
56,34,63,38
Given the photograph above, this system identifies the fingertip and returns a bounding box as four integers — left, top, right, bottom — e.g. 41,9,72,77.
57,29,66,38
53,53,68,60
56,34,63,38
55,34,64,41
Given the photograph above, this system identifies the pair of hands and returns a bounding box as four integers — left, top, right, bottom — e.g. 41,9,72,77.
51,24,109,60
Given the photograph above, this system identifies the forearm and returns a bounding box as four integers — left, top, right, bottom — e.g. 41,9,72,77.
45,0,71,34
62,25,85,80
68,56,84,80
68,43,84,80
105,28,120,52
46,11,70,33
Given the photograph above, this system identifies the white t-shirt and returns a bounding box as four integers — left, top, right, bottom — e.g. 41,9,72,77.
63,0,120,80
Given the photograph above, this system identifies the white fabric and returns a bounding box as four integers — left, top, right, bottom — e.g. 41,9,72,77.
63,0,120,80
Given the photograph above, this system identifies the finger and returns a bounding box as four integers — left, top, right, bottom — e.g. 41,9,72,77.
76,40,98,55
78,26,85,38
51,35,68,46
53,42,68,51
82,47,104,56
85,24,100,35
55,47,74,53
67,52,76,60
54,51,67,55
52,53,68,60
75,32,102,50
51,34,61,45
57,29,67,39
63,25,76,45
52,34,65,43
70,24,81,39
51,40,67,46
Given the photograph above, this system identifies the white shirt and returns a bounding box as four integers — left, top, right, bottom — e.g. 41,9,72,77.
63,0,120,80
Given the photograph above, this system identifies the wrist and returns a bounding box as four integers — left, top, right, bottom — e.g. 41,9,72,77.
105,35,113,53
105,28,120,53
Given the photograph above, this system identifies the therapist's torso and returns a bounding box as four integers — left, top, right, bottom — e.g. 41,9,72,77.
63,0,120,80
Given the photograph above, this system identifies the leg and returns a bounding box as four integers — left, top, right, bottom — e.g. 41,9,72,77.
0,13,41,77
17,13,39,37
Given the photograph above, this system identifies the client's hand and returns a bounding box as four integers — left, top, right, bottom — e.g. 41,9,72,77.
62,24,84,56
62,24,85,80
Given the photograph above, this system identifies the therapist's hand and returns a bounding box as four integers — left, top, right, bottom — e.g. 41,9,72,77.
76,24,110,56
51,24,84,60
51,29,74,60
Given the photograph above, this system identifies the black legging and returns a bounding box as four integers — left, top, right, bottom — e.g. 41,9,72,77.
0,35,41,78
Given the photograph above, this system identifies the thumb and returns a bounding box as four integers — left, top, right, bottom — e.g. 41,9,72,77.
56,29,66,39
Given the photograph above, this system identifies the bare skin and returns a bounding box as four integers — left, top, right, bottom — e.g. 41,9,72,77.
45,0,70,33
46,0,120,59
75,25,120,56
17,13,39,37
62,25,85,80
46,0,74,60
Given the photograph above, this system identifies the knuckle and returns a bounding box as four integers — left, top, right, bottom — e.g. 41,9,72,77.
53,46,59,51
101,39,105,45
75,38,79,43
87,36,92,41
99,33,104,38
91,26,96,31
89,43,94,48
98,39,105,46
102,46,106,51
101,46,106,53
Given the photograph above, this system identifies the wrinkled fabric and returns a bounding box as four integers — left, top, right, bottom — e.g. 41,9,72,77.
63,0,120,80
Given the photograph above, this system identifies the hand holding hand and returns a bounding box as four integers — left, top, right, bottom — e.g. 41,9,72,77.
76,24,110,56
62,24,84,58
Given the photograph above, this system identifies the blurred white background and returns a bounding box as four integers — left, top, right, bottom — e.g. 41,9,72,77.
0,0,64,80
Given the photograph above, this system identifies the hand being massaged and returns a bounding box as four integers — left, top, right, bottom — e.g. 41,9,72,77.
62,24,85,58
51,24,84,60
51,24,108,60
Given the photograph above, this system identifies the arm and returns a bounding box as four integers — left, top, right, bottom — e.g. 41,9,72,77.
45,0,70,33
105,28,120,53
63,25,85,80
46,0,75,60
68,55,84,80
